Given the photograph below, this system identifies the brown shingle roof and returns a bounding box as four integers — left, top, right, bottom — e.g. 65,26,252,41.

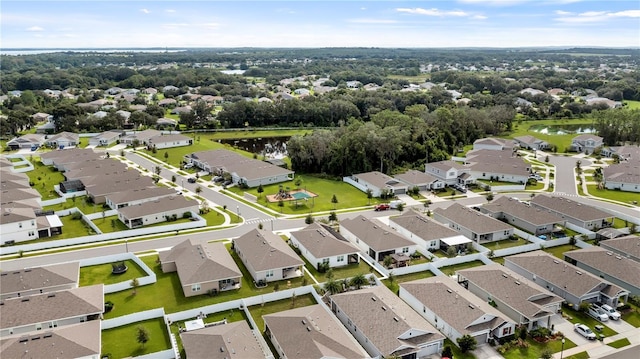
600,235,640,261
353,171,407,191
564,247,640,290
118,196,197,219
389,211,461,242
434,203,513,234
188,149,294,182
233,229,303,272
340,215,415,252
394,169,439,186
263,304,369,359
180,321,265,359
530,195,612,222
482,197,564,226
0,262,79,296
290,223,359,258
106,186,176,205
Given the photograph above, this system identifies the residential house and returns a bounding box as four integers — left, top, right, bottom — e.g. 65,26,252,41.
472,137,514,151
389,211,471,253
564,247,640,296
117,195,199,228
596,228,627,241
329,285,445,358
39,148,101,170
6,134,45,150
88,131,121,146
600,235,640,263
425,160,473,186
64,162,129,182
159,239,242,297
340,215,418,263
0,284,103,337
586,97,621,109
0,320,101,359
263,304,370,359
158,98,177,107
45,132,80,149
601,145,640,162
400,276,516,345
232,228,304,284
465,149,530,184
105,186,176,210
394,169,445,191
433,203,514,243
120,129,162,146
504,251,629,307
85,175,154,204
147,133,193,149
457,265,563,330
0,262,79,300
180,321,266,359
289,222,360,270
345,171,408,197
530,195,613,230
31,112,51,123
480,197,564,235
0,207,39,244
604,163,640,193
514,135,550,151
570,134,604,154
184,149,294,188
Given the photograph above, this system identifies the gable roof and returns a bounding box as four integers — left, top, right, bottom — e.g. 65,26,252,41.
290,223,359,258
564,247,640,290
426,160,467,172
106,186,176,205
47,132,79,143
599,235,640,262
458,264,563,320
389,211,462,242
148,133,191,144
263,304,369,359
482,197,564,226
353,171,407,190
434,203,513,234
573,134,603,142
39,148,100,165
473,137,514,148
514,135,545,146
0,207,37,225
530,195,611,222
180,321,265,359
187,149,294,182
394,169,439,186
159,239,241,286
604,163,640,185
118,196,197,219
341,215,415,251
0,285,103,329
401,276,511,335
505,251,626,299
0,262,79,296
330,285,444,357
233,229,303,272
0,320,100,359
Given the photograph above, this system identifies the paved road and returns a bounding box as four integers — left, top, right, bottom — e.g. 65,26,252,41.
547,154,592,195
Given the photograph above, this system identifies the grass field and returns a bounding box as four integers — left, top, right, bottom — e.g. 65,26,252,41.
543,244,575,259
383,270,435,294
248,293,317,335
607,337,631,349
439,260,486,276
566,352,589,359
621,303,640,327
80,259,148,286
58,215,95,238
562,306,617,337
502,337,577,359
24,158,65,200
586,185,640,206
299,253,375,282
482,237,530,250
93,215,130,233
228,174,377,214
503,118,595,153
623,100,640,109
43,195,106,214
101,318,171,359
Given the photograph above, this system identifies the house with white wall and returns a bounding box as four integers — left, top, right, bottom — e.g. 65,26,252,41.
117,195,199,228
389,211,471,253
480,197,564,235
147,133,193,149
425,160,473,186
344,171,408,197
289,222,360,270
394,169,445,191
0,262,79,300
340,215,418,262
530,195,613,230
604,163,640,193
570,134,604,154
433,203,514,244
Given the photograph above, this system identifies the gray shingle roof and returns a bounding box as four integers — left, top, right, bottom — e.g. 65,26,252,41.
600,235,640,261
106,186,176,205
564,247,640,290
482,197,564,226
394,169,439,186
118,196,197,219
604,163,640,185
434,203,513,234
353,171,407,190
530,195,612,222
340,215,415,251
188,149,294,182
233,229,303,272
290,223,359,258
0,262,79,296
263,304,369,359
180,321,265,359
389,211,461,241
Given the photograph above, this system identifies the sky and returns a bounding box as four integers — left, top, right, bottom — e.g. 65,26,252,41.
1,0,639,49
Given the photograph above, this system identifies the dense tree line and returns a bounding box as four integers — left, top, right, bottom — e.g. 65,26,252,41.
593,109,640,145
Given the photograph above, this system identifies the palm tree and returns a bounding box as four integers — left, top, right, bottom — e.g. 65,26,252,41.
130,278,140,295
593,167,604,189
195,185,202,195
324,279,341,295
349,273,367,289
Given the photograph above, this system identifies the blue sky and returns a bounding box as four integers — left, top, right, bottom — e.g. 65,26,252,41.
1,1,639,48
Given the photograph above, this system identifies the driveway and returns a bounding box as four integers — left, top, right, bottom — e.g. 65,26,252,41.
471,344,503,359
546,154,592,195
549,315,593,345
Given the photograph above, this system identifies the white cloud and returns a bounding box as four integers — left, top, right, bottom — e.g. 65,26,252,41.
556,9,640,23
26,26,44,32
554,10,573,16
457,0,530,6
140,8,150,14
348,18,397,24
396,8,470,17
472,15,488,20
165,9,176,13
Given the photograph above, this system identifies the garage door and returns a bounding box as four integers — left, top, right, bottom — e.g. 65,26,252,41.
418,341,441,356
474,332,488,344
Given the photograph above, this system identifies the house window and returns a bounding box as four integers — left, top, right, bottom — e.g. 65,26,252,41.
266,270,274,278
337,255,345,262
430,241,437,247
191,284,201,292
322,258,330,264
402,247,409,253
502,327,512,336
36,323,42,331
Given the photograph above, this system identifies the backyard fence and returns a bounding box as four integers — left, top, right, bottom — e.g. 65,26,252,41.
78,252,157,293
565,222,596,239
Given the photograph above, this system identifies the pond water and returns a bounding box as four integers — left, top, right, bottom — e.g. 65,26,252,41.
529,124,596,135
215,136,290,159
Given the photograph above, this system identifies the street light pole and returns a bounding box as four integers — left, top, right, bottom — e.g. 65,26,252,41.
560,338,565,359
125,240,129,253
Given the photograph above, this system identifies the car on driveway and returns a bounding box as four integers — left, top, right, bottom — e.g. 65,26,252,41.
574,323,596,340
600,304,621,320
374,204,390,211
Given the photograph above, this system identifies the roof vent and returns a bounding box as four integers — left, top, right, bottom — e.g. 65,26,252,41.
606,252,612,256
220,347,225,352
301,319,306,325
371,297,377,301
468,304,474,309
43,333,53,338
21,298,29,302
502,273,508,278
576,271,582,275
306,327,311,332
615,256,622,260
47,294,55,298
19,337,28,343
553,260,559,264
393,317,399,322
381,306,387,311
446,289,453,293
515,281,521,285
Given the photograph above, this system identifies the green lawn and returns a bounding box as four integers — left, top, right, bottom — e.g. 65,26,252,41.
502,337,576,359
43,195,106,214
483,237,530,250
300,253,375,282
25,159,65,200
439,260,486,276
566,352,589,359
93,215,130,233
57,215,95,239
623,100,640,109
504,118,595,153
586,185,640,206
248,293,317,334
543,244,577,259
608,337,631,349
561,307,618,337
80,259,148,286
621,303,640,327
101,318,171,359
383,270,435,294
229,174,377,214
104,252,313,318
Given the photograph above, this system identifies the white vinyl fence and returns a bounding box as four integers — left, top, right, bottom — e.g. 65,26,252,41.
78,253,156,293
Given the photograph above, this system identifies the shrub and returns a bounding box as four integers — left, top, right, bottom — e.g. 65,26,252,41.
578,302,590,312
104,301,114,313
441,346,453,358
182,211,192,219
530,327,551,339
71,211,83,220
457,334,477,353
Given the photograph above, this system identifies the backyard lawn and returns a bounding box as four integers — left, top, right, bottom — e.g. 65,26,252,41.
93,215,130,233
482,237,530,251
383,270,435,294
80,259,148,286
248,293,317,335
438,260,486,276
101,318,171,359
43,195,106,214
57,215,95,239
621,303,640,327
502,337,577,359
104,252,314,318
586,185,640,206
25,159,65,200
543,244,576,259
300,254,375,282
623,100,640,109
228,174,376,214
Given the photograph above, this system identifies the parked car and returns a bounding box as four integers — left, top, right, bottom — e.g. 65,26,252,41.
187,177,197,184
574,323,596,340
599,304,621,320
374,204,390,211
223,180,232,186
587,305,609,322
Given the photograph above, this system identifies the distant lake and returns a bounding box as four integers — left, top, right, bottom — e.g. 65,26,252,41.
220,69,246,75
529,124,596,135
215,136,289,159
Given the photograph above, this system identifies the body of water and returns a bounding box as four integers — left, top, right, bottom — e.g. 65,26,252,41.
529,124,596,135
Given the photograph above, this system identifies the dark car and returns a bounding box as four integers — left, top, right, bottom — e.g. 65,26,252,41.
187,177,197,184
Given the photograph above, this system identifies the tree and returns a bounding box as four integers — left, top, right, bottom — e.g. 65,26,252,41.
305,213,314,224
383,255,393,268
328,211,337,223
164,151,169,162
324,278,341,295
545,155,549,163
295,178,302,189
257,184,264,198
457,334,477,353
331,194,338,209
171,175,176,183
130,278,140,295
195,185,202,195
486,193,494,202
540,349,553,359
569,236,577,248
136,326,150,348
396,203,404,212
154,166,161,176
366,188,373,205
593,167,604,189
441,346,453,359
349,273,367,289
325,268,335,280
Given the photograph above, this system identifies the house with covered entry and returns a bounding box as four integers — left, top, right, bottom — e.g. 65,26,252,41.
400,276,516,346
159,239,242,297
465,149,531,184
564,247,640,296
329,285,445,358
505,251,629,308
344,170,408,197
340,215,418,264
289,222,360,270
480,197,564,235
88,130,121,146
6,133,45,150
433,203,514,244
457,264,564,330
45,132,79,149
232,228,304,284
105,186,176,210
473,137,515,151
389,211,471,254
117,195,199,228
514,135,549,151
570,134,604,154
425,160,473,186
530,195,613,230
180,321,266,359
147,133,193,149
394,169,445,191
603,163,640,193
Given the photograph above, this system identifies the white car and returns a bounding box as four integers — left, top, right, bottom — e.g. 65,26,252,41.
574,323,596,340
600,304,621,320
588,305,609,322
